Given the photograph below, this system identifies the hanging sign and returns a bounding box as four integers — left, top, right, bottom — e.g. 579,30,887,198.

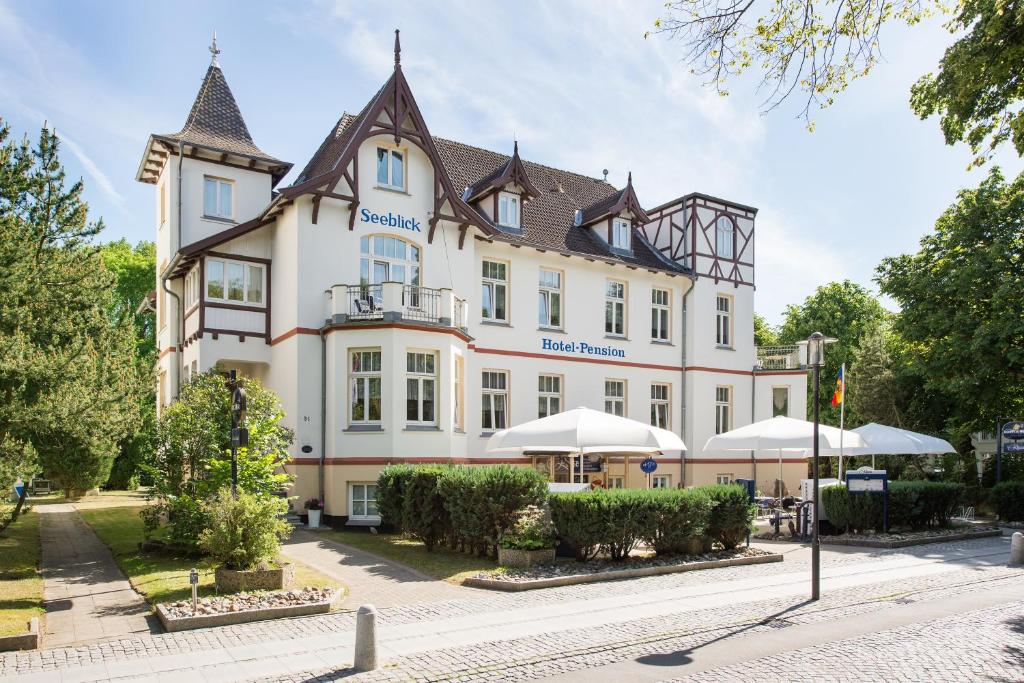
573,455,603,473
1002,422,1024,441
640,458,658,474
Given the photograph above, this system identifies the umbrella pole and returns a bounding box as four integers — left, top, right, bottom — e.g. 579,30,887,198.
778,448,783,500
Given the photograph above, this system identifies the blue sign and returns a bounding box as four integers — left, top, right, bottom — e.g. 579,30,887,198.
846,470,889,533
12,479,24,501
1002,422,1024,441
640,458,657,474
541,338,625,359
1005,442,1024,453
573,455,603,473
359,208,421,232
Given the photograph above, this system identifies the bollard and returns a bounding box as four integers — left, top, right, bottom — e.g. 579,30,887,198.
1010,532,1024,567
354,604,379,671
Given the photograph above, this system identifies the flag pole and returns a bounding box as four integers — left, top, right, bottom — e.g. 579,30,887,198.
838,363,846,481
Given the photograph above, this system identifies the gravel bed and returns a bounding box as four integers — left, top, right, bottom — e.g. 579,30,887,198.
473,547,774,583
159,587,335,620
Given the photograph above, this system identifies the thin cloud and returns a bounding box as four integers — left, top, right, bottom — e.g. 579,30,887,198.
53,128,127,209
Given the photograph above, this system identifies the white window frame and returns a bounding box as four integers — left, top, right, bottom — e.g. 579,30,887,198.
203,176,233,220
715,385,732,435
716,215,735,259
350,350,382,425
375,146,406,191
481,260,509,323
481,370,509,432
716,294,732,348
538,374,562,419
406,351,438,426
498,191,521,229
453,353,465,431
604,379,626,417
605,280,626,337
772,386,790,418
652,475,671,489
349,482,379,520
716,473,734,485
611,217,631,250
608,476,625,489
651,288,670,342
538,268,562,329
359,235,421,288
650,383,670,429
205,257,265,306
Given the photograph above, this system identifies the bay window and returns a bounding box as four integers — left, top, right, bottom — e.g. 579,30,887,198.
406,352,437,425
206,257,264,306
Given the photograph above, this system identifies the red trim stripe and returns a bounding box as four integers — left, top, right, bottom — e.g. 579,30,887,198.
158,346,178,359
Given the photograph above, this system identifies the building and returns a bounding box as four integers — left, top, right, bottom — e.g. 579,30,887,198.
137,34,808,525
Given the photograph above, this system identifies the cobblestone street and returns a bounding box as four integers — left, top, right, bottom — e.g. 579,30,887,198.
1,535,1021,682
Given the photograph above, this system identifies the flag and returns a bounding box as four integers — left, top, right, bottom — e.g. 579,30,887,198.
831,365,845,407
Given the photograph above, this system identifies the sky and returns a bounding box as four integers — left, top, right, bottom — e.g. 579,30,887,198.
0,0,1019,325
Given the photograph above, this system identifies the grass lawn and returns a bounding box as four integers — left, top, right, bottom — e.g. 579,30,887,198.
79,506,343,607
319,529,495,583
0,509,44,637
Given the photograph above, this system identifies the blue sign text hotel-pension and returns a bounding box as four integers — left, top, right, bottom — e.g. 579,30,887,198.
542,338,626,359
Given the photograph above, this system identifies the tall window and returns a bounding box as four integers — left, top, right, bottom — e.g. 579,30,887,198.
538,375,562,418
538,269,562,329
716,215,734,258
350,350,382,424
349,483,378,519
360,235,420,288
612,218,631,250
651,288,670,341
716,474,733,485
376,147,405,190
604,379,626,416
650,383,670,429
652,475,670,489
481,371,508,431
406,352,437,425
498,192,521,228
206,258,264,305
716,295,732,347
715,386,732,435
454,354,465,431
203,176,233,219
605,281,626,336
481,260,508,322
772,386,790,417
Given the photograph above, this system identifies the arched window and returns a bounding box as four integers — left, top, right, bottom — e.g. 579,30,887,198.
359,235,421,287
715,216,735,259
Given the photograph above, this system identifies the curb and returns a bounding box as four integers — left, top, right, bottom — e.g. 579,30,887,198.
156,595,336,632
0,617,39,652
820,529,1002,549
463,552,783,592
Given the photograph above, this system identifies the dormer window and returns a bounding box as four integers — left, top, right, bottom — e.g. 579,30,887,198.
612,218,631,250
498,191,521,229
376,147,405,191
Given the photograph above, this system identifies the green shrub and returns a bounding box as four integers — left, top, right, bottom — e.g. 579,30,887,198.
138,504,163,541
637,489,713,556
166,494,209,549
499,505,556,551
549,491,606,561
991,481,1024,522
821,485,880,533
437,467,492,554
376,464,414,531
699,484,755,549
821,485,851,532
597,489,648,560
887,481,963,529
402,466,451,551
199,489,291,570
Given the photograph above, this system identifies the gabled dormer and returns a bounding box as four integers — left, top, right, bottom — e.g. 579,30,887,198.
574,172,650,255
463,141,541,232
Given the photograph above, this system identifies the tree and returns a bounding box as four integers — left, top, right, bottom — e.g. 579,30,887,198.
754,313,780,346
778,280,888,423
0,120,138,506
847,323,906,427
911,0,1024,167
876,167,1024,441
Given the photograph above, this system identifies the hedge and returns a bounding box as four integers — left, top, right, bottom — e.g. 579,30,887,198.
639,489,714,556
402,466,453,551
991,481,1024,522
548,491,606,561
376,464,414,531
821,481,964,533
701,485,756,550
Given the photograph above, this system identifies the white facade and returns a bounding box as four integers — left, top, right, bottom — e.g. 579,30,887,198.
141,43,807,522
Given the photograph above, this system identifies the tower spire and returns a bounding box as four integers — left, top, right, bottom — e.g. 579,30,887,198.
394,29,401,69
209,30,221,67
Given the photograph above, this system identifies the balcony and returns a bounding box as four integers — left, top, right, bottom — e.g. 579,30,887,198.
330,282,468,331
755,345,804,371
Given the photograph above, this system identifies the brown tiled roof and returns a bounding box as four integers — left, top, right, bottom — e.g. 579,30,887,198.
159,65,286,166
293,116,686,274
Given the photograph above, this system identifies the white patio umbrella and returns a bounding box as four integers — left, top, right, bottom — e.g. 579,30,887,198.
703,416,865,497
484,407,686,483
843,423,956,469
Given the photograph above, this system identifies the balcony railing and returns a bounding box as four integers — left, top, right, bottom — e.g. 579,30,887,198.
755,345,803,371
332,283,467,329
402,285,440,323
346,284,383,320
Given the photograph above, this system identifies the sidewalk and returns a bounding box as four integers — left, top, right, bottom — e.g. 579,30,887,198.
37,505,155,648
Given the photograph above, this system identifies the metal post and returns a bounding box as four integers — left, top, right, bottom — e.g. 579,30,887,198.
812,362,821,602
996,416,1003,485
230,369,238,497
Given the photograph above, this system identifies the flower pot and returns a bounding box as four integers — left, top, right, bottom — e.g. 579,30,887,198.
214,562,294,593
307,509,321,529
498,546,556,568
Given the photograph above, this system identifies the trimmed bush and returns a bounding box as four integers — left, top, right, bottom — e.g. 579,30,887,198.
698,484,755,550
821,485,880,533
824,481,965,533
199,489,291,570
638,489,713,556
991,481,1024,522
549,491,606,561
402,466,452,551
597,489,648,560
166,494,209,550
376,464,414,531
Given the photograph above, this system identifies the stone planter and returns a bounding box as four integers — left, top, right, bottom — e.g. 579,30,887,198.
307,508,322,528
498,546,556,568
215,562,294,593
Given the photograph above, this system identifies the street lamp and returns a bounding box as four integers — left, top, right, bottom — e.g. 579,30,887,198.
807,331,835,601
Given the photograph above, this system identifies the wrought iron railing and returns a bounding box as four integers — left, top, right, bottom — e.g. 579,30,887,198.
755,345,802,371
347,284,383,320
402,285,440,323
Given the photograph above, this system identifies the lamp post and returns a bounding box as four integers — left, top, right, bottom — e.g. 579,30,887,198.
228,370,247,497
806,331,829,602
